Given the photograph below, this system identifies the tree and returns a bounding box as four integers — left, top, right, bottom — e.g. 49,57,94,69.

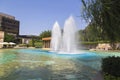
28,36,40,47
39,30,51,40
79,24,104,42
81,0,120,42
4,33,15,42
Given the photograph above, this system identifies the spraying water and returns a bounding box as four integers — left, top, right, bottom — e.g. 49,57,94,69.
51,16,78,53
51,21,62,51
62,16,77,52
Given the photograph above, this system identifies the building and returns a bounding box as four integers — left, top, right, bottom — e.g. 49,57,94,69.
18,35,34,44
0,12,19,48
42,37,51,48
0,31,4,42
0,12,19,36
18,35,39,44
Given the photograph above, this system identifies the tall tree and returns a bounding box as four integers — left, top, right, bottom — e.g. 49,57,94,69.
4,33,15,42
81,0,120,42
79,24,103,42
39,30,51,40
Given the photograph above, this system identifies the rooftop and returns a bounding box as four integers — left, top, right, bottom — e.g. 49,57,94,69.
0,12,15,19
42,37,51,40
19,35,39,39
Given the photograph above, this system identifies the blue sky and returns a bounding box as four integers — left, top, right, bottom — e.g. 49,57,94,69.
0,0,87,35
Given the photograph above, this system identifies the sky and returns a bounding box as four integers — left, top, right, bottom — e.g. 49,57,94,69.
0,0,87,35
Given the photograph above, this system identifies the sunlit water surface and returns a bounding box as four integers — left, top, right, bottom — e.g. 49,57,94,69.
0,49,120,80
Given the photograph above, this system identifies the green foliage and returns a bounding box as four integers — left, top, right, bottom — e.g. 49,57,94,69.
81,42,98,45
27,36,41,47
81,0,120,42
4,33,15,42
28,40,33,47
80,41,110,46
104,74,120,80
79,24,105,42
34,41,43,48
18,44,27,47
28,40,43,48
102,56,120,78
32,37,35,47
39,30,51,40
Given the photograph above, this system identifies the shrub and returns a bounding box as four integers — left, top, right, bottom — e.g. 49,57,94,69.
18,44,27,47
4,33,15,42
104,74,120,80
102,56,120,79
34,42,43,48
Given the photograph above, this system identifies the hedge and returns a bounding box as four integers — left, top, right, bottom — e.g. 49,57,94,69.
102,56,120,80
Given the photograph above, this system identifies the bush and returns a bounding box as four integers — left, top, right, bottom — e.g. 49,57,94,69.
18,44,27,47
80,42,98,45
102,56,120,79
80,41,110,45
104,74,120,80
4,33,15,42
29,40,43,48
34,42,43,48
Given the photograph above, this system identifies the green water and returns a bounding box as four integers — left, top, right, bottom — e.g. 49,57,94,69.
0,49,120,80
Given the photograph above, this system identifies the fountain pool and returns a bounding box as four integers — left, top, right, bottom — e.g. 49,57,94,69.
0,49,120,80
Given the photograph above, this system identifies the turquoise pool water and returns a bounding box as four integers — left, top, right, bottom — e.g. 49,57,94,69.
0,49,120,80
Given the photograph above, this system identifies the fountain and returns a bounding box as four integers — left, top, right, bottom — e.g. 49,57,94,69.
62,16,78,52
51,16,78,53
51,21,62,51
0,16,106,80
